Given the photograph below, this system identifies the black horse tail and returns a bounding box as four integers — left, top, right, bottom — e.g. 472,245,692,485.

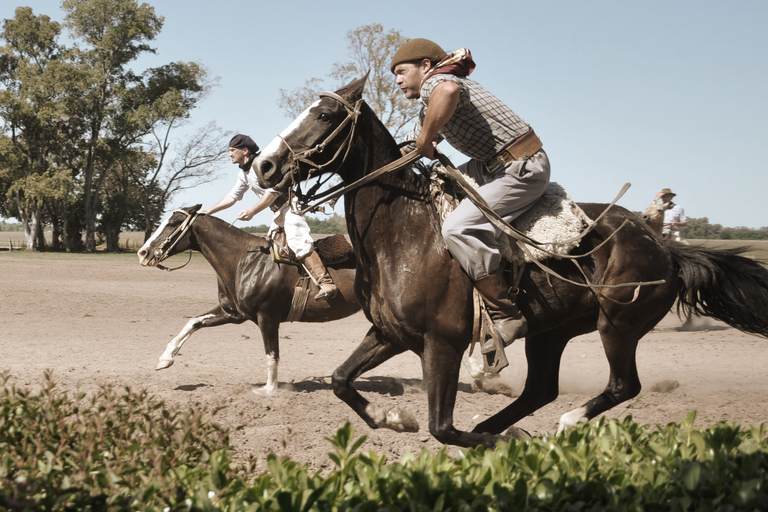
667,243,768,337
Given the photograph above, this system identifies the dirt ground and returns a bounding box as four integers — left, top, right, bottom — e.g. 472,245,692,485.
2,251,767,473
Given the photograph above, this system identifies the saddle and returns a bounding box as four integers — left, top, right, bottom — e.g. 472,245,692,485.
430,173,592,264
269,229,355,323
429,168,593,373
269,228,354,266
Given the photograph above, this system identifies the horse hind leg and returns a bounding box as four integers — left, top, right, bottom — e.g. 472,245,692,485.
156,306,243,370
557,318,646,433
252,315,282,396
331,326,416,432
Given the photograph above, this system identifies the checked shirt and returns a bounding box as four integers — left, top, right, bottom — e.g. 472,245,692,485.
405,74,530,164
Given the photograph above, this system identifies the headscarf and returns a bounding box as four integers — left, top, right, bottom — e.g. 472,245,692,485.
420,48,476,89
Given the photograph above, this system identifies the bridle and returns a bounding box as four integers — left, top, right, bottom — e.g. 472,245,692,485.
151,209,197,271
272,90,663,300
275,91,422,214
277,92,364,208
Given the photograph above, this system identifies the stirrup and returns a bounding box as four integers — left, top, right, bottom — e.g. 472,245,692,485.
481,328,510,373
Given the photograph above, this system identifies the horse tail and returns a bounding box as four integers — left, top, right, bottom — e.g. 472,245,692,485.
667,242,768,337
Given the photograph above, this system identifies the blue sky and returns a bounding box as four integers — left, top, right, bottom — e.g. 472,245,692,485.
3,0,767,228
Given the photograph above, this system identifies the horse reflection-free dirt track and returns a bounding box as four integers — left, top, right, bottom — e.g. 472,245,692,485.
3,252,767,472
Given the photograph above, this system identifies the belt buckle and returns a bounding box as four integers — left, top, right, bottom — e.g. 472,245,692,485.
485,155,505,173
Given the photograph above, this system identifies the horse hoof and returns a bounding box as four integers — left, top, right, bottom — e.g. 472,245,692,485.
386,407,419,433
252,383,297,396
155,359,174,371
252,385,278,396
503,425,531,440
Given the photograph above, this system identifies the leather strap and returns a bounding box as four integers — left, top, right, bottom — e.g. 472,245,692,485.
492,128,543,166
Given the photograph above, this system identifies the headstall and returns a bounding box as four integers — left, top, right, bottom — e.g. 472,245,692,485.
152,209,197,271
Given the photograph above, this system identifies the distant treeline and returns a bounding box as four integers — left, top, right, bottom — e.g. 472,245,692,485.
678,217,768,240
0,221,25,232
241,213,348,235
5,214,767,239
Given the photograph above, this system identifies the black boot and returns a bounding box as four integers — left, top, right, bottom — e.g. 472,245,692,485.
473,271,527,353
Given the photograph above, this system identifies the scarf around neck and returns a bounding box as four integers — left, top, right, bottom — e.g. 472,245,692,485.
420,48,476,89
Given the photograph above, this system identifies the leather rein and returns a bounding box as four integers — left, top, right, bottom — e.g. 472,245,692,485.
151,209,196,271
281,92,664,299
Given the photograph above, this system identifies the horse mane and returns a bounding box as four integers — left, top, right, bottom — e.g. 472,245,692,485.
199,213,270,248
357,100,435,203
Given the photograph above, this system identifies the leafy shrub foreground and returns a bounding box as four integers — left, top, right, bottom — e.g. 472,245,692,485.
1,373,767,511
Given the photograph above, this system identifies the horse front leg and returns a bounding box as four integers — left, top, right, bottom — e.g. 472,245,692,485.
156,306,244,370
331,326,416,432
422,337,512,448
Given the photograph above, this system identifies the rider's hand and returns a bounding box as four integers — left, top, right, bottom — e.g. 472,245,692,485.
416,136,438,160
237,208,255,221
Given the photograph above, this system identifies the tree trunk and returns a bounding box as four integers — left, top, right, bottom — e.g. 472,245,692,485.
34,210,46,251
104,222,121,252
22,213,34,251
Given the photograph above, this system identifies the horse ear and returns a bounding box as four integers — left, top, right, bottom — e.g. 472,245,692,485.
338,71,369,101
188,204,202,213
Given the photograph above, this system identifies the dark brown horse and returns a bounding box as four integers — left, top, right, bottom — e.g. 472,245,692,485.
137,205,360,394
254,75,768,447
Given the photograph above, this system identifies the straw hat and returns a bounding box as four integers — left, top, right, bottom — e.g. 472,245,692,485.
659,188,676,197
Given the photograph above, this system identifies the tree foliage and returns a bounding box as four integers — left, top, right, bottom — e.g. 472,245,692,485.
682,217,768,240
0,2,226,251
277,24,418,139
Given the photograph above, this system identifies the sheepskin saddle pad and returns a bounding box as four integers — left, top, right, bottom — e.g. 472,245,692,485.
270,230,353,266
429,172,593,263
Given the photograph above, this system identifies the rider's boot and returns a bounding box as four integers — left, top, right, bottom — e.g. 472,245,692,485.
474,268,527,356
301,250,338,301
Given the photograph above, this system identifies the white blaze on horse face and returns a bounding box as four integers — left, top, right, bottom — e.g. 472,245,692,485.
260,99,321,159
138,216,171,266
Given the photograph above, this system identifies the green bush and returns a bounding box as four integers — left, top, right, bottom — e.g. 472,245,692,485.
2,372,767,511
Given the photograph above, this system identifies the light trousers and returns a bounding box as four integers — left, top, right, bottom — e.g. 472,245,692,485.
441,150,551,280
271,204,314,259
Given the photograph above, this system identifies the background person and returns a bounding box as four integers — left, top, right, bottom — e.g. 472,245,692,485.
650,188,687,242
203,134,338,300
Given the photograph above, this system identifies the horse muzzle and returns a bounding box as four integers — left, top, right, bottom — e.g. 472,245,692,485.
136,247,160,267
254,154,293,192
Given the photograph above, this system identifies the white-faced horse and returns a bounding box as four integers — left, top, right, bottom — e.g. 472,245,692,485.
137,205,361,394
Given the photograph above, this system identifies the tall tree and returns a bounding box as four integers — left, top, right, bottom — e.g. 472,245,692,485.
61,0,163,251
136,121,229,241
0,7,73,250
277,24,417,139
118,62,228,240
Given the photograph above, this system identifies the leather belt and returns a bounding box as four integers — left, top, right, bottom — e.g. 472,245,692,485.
489,128,543,168
270,194,287,212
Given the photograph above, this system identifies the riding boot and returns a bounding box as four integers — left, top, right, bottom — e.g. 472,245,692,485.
473,270,527,354
301,250,338,301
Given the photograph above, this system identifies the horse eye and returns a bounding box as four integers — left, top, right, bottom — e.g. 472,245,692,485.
318,112,331,122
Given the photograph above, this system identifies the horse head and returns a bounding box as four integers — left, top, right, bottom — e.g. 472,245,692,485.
641,201,671,236
137,204,201,267
255,73,375,195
